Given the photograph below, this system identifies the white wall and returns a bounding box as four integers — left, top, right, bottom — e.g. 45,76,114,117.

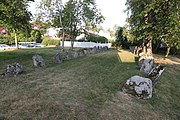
60,41,111,48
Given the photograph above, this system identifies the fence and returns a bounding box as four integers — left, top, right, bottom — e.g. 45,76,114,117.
60,41,111,48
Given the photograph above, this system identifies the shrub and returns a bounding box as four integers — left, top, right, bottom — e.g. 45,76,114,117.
0,34,14,45
86,35,108,43
41,37,60,46
31,30,42,43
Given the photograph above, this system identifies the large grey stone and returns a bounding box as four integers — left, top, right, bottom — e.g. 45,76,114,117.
64,51,73,60
129,46,137,54
77,49,85,57
0,113,5,120
72,51,79,59
32,55,45,67
77,48,85,57
4,63,23,77
122,75,153,99
148,65,165,83
83,49,90,55
140,57,154,74
53,53,63,63
91,47,97,54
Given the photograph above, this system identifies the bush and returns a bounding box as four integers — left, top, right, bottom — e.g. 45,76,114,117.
86,35,108,43
31,30,42,43
41,37,60,46
0,34,15,45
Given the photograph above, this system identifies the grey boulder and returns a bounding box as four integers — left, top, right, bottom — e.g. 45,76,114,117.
122,75,153,99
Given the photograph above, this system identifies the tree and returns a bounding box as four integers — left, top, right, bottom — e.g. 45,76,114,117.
0,0,33,48
126,0,180,57
115,26,131,49
107,28,115,39
115,27,123,48
38,0,65,50
54,0,104,49
125,0,153,55
153,0,180,57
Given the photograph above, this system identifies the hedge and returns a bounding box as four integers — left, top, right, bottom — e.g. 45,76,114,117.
41,37,60,46
86,35,108,43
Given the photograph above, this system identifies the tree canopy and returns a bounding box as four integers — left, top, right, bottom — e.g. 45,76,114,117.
126,0,180,56
0,0,33,48
53,0,105,39
38,0,104,49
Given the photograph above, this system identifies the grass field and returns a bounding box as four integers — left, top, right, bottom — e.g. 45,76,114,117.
0,47,180,120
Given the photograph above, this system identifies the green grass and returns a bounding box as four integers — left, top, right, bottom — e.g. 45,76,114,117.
0,48,180,120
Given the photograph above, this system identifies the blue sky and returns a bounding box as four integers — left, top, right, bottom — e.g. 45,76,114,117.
29,0,127,30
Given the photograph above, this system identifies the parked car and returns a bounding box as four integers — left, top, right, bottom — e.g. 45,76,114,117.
0,44,10,50
33,43,45,47
27,43,45,48
18,44,29,48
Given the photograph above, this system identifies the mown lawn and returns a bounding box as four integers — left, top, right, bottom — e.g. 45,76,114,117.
0,48,180,120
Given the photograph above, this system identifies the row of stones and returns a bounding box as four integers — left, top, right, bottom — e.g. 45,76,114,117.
1,47,109,77
122,51,165,99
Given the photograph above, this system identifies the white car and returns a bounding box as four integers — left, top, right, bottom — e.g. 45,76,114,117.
33,43,45,47
0,44,10,50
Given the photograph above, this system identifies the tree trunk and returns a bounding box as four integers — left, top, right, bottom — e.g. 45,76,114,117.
144,12,153,56
143,44,146,53
14,29,18,49
146,32,153,56
59,5,65,51
61,28,65,51
165,46,170,58
153,40,160,53
71,39,74,50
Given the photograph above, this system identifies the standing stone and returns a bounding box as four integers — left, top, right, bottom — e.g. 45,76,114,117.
4,63,23,77
91,47,97,54
53,53,63,63
72,51,79,59
138,57,145,68
148,65,165,82
64,51,74,60
129,46,137,54
78,49,85,57
104,46,108,50
83,49,88,55
32,55,45,67
134,56,140,64
0,113,5,120
122,75,153,99
87,48,92,54
140,57,154,74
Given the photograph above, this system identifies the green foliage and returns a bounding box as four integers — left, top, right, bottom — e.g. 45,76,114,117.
41,37,60,46
0,34,14,44
32,19,51,35
0,0,32,47
114,26,130,49
52,0,104,39
30,30,42,43
0,0,32,32
86,35,108,43
126,0,180,54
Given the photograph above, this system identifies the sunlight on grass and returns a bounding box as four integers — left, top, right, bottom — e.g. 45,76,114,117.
117,50,135,63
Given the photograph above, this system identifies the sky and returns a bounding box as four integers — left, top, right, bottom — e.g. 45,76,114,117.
96,0,127,29
28,0,127,30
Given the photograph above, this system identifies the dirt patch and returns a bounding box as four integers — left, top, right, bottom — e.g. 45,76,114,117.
154,55,180,65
